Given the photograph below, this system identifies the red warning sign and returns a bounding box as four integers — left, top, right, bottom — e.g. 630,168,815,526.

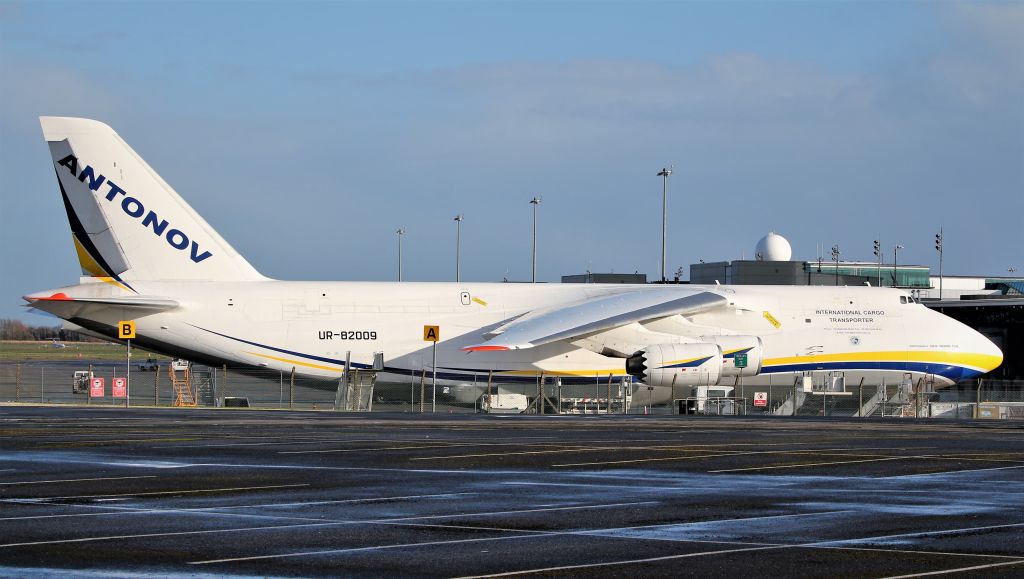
112,377,127,398
90,377,105,397
753,392,768,407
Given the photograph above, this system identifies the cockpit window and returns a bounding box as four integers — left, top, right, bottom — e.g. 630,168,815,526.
900,296,907,304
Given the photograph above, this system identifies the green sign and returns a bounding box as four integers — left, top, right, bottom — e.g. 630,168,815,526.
734,353,748,369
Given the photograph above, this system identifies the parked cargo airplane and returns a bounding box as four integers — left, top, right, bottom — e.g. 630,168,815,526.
25,117,1002,404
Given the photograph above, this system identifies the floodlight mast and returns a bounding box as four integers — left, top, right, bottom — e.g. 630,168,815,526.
831,245,841,286
873,239,882,287
530,197,541,283
657,167,672,283
893,244,904,288
396,228,406,282
454,215,464,283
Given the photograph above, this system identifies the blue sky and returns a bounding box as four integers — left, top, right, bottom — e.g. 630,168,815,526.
1,1,1022,322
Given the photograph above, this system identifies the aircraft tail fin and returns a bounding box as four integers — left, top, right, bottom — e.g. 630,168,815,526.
40,116,264,290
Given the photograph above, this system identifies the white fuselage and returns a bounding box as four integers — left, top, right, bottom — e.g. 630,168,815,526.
46,280,1002,404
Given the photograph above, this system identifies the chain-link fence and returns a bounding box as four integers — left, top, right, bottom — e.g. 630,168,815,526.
0,362,465,412
2,361,1022,418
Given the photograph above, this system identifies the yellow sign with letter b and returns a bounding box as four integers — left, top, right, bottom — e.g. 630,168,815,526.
118,320,136,339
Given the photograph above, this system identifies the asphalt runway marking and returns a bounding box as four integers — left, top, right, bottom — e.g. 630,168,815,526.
502,481,760,492
0,500,659,549
0,492,477,522
190,512,834,566
883,464,1024,478
451,519,1024,577
709,456,909,473
190,532,551,565
34,436,201,444
15,502,335,525
579,509,858,534
197,491,479,511
551,446,927,468
881,560,1024,578
0,520,350,548
813,521,1024,546
145,460,560,476
170,435,557,449
417,445,934,463
455,544,789,577
278,440,597,455
1,483,310,502
279,442,577,455
176,437,420,449
187,513,1024,568
187,506,1021,568
37,440,202,449
409,446,626,460
912,454,1024,464
0,475,158,486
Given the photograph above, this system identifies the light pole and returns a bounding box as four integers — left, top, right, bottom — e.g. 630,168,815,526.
893,244,903,288
454,214,464,283
873,239,882,287
935,228,943,300
530,196,541,283
831,245,840,286
657,167,672,282
396,228,405,282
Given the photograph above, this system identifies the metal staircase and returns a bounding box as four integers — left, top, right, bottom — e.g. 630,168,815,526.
192,368,214,406
169,363,196,407
335,367,377,411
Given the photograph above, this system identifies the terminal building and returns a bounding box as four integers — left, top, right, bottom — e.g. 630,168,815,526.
690,233,1022,385
562,232,1023,385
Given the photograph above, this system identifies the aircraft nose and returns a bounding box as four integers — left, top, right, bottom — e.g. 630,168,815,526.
975,330,1003,373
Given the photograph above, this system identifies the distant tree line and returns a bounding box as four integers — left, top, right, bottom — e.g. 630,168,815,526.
0,319,101,342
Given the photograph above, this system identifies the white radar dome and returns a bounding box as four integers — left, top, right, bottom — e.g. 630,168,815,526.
755,232,792,261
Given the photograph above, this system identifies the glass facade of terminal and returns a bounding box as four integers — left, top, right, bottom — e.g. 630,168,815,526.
803,262,931,288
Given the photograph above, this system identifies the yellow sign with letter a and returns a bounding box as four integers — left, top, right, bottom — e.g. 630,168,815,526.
423,325,440,342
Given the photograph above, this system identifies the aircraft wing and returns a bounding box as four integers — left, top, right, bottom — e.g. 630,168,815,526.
464,288,727,351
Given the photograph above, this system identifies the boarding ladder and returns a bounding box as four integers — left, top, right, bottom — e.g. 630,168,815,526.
192,369,215,406
335,368,377,411
169,363,197,407
901,375,936,418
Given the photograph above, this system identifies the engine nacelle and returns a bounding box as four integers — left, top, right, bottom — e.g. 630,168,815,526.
700,335,764,377
626,343,723,387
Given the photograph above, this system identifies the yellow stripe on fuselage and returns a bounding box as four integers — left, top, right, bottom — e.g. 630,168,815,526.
246,351,343,373
764,350,1001,371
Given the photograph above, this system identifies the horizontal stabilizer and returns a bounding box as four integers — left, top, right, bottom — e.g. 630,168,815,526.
24,292,179,319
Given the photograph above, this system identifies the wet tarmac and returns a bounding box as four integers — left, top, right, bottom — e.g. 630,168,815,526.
1,406,1023,577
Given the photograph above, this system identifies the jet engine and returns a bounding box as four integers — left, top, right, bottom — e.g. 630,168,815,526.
700,336,764,377
626,343,723,387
